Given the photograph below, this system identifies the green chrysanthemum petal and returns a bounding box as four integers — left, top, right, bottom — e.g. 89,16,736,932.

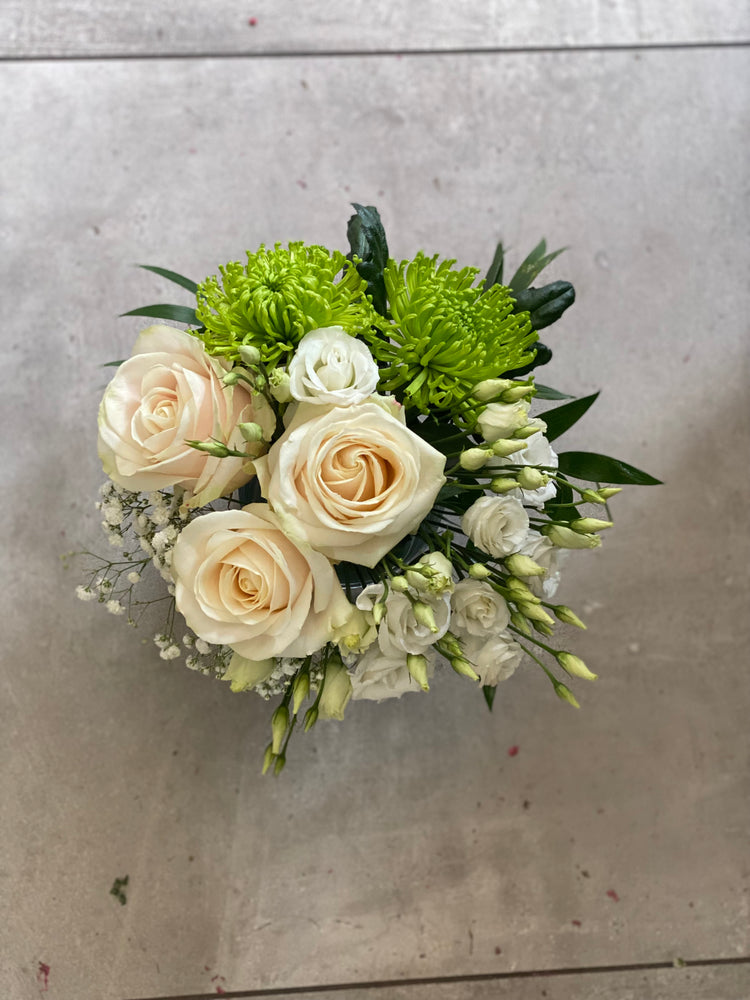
194,243,378,366
364,253,537,414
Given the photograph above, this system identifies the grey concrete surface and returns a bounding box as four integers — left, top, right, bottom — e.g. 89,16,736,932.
1,0,749,58
1,34,749,1000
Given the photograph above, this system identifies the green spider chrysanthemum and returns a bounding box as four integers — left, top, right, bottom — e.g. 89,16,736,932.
194,242,377,367
365,253,537,413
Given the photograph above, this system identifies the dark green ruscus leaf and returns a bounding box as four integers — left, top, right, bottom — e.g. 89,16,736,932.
346,203,389,317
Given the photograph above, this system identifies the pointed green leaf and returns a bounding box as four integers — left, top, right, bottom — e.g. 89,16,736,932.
121,304,200,326
137,265,198,294
509,239,567,293
535,384,574,400
482,685,496,711
558,451,662,486
346,203,389,317
544,474,581,521
485,242,505,288
542,392,600,442
101,360,125,367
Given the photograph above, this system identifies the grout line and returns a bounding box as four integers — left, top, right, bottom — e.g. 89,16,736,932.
0,39,749,64
128,955,750,1000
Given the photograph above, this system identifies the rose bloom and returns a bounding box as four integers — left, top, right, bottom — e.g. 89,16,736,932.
461,495,529,558
254,401,446,567
171,504,354,661
450,579,510,638
463,632,524,686
97,325,274,507
288,326,379,406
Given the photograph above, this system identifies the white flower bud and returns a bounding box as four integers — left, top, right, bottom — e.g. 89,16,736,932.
239,344,262,366
238,421,264,443
491,438,527,458
570,517,614,533
542,524,602,549
268,368,292,403
557,651,597,680
406,653,430,691
459,447,492,471
516,467,548,491
472,378,513,401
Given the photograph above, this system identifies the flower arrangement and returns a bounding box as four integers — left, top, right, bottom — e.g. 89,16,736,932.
78,204,659,773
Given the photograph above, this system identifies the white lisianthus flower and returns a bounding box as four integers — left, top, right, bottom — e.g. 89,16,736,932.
171,504,354,661
463,632,524,686
356,584,451,656
349,645,434,702
518,529,566,598
461,495,529,558
97,325,275,507
451,579,510,638
477,401,530,442
254,402,446,567
490,419,558,508
288,326,379,406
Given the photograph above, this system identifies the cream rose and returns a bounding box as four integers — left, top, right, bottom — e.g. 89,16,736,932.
463,632,524,686
288,326,379,405
461,495,529,558
349,645,434,702
450,579,510,638
171,504,354,660
97,325,275,507
254,402,446,567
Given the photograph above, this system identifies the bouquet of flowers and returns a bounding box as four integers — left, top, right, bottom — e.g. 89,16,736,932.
78,204,659,773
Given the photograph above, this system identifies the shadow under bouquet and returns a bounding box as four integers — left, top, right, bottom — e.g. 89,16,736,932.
78,204,659,772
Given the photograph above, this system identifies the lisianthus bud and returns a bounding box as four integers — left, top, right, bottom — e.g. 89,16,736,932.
492,439,527,458
413,601,438,632
303,706,318,731
408,552,454,595
505,576,539,601
516,602,555,626
557,651,597,681
292,672,310,715
450,656,480,681
570,517,614,533
477,401,530,442
407,653,430,691
510,610,532,635
542,524,602,549
460,447,492,471
516,467,548,490
318,657,352,721
555,682,580,708
472,378,513,402
581,489,606,505
501,383,534,403
468,563,492,579
261,743,275,775
274,755,286,775
505,552,547,578
186,439,232,458
372,600,387,626
271,705,289,754
222,370,241,386
554,605,587,629
533,621,554,637
268,368,292,403
490,476,519,494
514,421,546,439
598,487,622,500
239,344,262,366
238,421,264,443
390,575,410,593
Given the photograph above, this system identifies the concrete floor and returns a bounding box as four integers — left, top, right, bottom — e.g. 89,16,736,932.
1,4,749,1000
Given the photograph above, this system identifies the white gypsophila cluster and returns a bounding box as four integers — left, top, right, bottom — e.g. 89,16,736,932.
131,489,190,585
253,656,327,701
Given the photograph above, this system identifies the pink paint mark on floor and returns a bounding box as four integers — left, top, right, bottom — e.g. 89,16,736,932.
572,919,582,927
248,17,257,26
606,889,620,902
296,179,308,189
508,745,519,757
37,962,50,991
